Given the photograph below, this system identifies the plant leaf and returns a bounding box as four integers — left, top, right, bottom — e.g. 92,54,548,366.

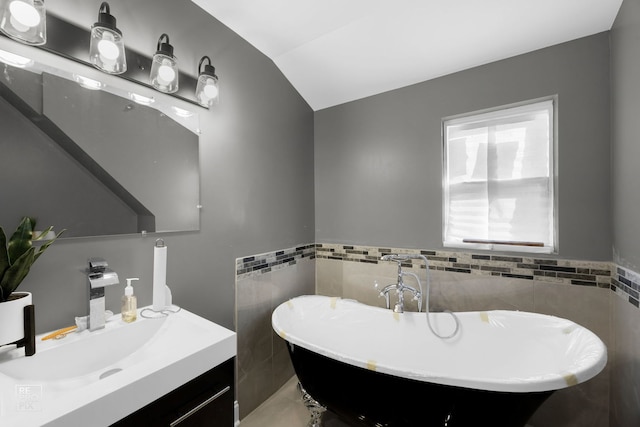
34,229,65,262
7,217,34,265
0,227,9,282
0,246,35,298
32,226,53,241
0,227,9,302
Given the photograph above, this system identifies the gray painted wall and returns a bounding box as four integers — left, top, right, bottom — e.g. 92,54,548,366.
315,33,611,262
12,0,314,333
612,0,640,272
611,1,640,426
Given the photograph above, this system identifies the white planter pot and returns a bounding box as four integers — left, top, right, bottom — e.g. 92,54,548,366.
0,292,32,345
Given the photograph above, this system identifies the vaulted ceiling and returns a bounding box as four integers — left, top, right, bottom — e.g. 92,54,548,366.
192,0,623,111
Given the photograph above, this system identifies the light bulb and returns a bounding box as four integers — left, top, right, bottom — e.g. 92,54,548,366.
9,1,40,31
97,32,120,61
198,84,218,106
203,82,219,99
157,64,176,85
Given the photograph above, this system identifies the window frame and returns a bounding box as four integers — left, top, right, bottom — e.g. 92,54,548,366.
441,96,558,254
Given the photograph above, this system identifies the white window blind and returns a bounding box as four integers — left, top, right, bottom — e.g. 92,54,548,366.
442,99,556,253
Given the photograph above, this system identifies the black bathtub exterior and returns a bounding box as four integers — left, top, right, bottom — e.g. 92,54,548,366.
287,342,552,427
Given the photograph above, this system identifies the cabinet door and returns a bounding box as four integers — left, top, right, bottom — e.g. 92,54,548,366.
167,383,233,426
113,357,235,427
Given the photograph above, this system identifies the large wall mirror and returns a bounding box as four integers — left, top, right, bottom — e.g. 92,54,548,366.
0,37,201,238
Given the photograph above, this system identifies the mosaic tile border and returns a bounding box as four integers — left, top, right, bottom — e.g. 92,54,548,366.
235,242,640,310
236,244,315,280
612,265,640,308
316,243,612,288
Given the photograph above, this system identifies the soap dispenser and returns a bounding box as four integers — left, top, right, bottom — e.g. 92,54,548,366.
122,278,139,323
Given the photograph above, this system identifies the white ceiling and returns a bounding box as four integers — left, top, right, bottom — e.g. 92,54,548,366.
191,0,623,111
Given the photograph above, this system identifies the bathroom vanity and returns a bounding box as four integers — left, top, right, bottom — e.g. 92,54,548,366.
113,357,234,426
0,307,236,426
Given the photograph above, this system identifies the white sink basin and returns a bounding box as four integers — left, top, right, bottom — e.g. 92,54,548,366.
0,315,166,382
0,307,236,427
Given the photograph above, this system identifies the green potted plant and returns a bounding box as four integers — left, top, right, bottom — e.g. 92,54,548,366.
0,217,64,346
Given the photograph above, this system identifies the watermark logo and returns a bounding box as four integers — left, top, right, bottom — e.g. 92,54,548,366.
15,385,42,412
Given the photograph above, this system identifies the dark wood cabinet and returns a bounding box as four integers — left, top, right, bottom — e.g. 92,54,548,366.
112,357,235,427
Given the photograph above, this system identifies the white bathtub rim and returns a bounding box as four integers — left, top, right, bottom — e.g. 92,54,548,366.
272,295,608,394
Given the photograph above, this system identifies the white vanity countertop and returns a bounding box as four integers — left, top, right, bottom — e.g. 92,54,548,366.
0,307,236,427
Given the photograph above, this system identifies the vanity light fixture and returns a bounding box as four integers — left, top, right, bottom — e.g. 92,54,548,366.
195,55,218,107
89,2,126,75
0,0,46,45
0,47,33,67
149,33,178,93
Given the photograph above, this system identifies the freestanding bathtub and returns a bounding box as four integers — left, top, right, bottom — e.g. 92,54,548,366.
272,295,607,427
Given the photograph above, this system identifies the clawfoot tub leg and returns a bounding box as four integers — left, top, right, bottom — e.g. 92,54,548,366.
298,382,326,427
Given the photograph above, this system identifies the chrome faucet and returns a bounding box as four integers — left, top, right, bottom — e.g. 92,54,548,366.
378,254,423,313
378,254,461,339
88,258,119,331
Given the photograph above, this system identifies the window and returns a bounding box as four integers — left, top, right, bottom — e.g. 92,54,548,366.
442,98,556,253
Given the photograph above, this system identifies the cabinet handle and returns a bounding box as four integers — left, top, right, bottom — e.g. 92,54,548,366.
169,385,231,426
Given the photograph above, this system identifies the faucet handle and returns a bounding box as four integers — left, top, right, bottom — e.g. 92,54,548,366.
88,257,119,288
89,257,108,273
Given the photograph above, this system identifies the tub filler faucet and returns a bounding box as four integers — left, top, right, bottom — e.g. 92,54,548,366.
378,254,423,313
378,253,461,339
87,257,119,331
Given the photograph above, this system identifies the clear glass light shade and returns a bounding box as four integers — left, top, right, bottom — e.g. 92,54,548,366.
89,26,126,74
0,0,46,45
195,74,219,107
150,53,178,93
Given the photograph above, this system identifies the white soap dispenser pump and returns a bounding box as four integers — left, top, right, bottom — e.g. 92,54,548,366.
122,278,139,323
